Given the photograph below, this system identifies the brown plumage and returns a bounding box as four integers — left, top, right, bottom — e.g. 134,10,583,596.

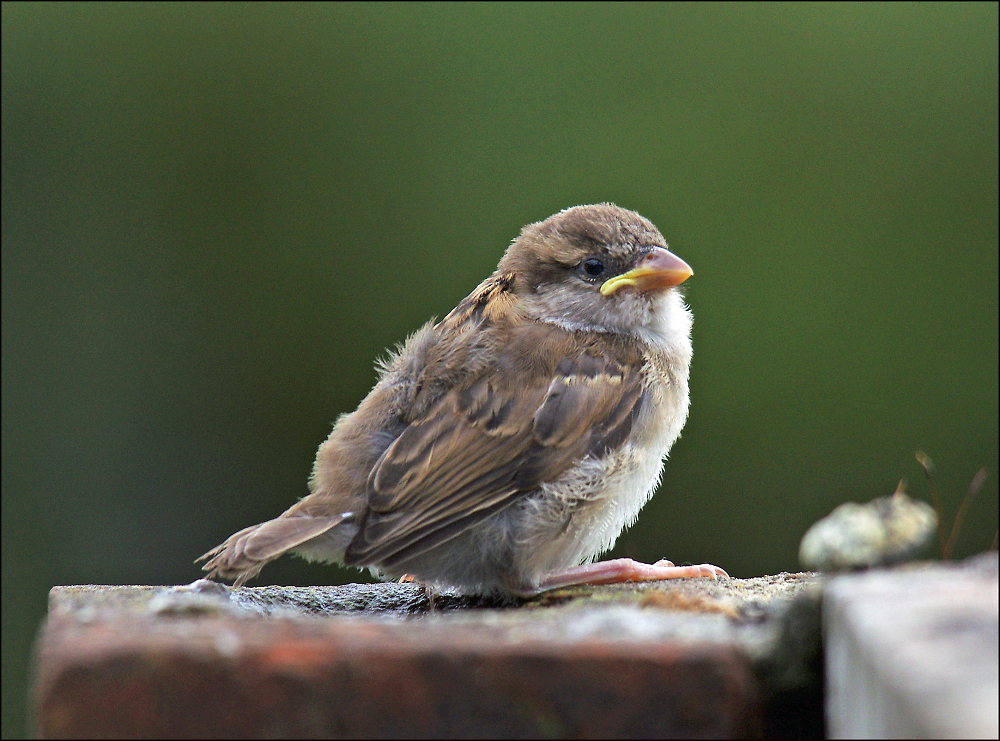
199,204,726,596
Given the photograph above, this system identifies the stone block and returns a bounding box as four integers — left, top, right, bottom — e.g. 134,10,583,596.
824,554,999,739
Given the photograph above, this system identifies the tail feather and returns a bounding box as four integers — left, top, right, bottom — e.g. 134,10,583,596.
197,514,348,586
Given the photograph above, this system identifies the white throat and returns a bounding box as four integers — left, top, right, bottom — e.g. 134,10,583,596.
530,285,692,357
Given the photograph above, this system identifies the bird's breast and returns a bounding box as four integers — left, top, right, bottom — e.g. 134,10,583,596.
513,344,691,580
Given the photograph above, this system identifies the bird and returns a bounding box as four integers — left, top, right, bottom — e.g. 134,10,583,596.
199,203,726,597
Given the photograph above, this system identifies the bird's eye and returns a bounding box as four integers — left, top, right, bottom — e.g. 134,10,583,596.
582,258,605,277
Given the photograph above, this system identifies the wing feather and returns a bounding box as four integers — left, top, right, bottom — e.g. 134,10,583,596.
344,336,646,568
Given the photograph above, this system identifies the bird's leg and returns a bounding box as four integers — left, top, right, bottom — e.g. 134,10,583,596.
397,574,438,612
529,558,728,596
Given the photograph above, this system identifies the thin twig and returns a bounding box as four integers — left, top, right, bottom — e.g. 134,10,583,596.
916,452,947,558
944,468,988,559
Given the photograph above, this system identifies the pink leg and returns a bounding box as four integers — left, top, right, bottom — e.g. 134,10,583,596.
529,558,728,596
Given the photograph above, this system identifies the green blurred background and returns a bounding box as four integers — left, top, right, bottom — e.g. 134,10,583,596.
3,3,997,735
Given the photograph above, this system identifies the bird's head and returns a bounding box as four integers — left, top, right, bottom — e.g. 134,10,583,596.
498,203,693,335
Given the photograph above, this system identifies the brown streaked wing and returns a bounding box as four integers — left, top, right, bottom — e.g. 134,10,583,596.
343,343,646,568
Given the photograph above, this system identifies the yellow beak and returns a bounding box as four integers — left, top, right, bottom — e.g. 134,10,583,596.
600,247,693,297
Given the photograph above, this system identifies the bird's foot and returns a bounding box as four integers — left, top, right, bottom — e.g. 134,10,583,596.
528,558,728,596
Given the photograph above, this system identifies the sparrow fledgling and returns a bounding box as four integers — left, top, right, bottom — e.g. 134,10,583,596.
199,204,726,597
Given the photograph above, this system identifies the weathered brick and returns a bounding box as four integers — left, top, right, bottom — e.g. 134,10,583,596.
34,611,762,738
